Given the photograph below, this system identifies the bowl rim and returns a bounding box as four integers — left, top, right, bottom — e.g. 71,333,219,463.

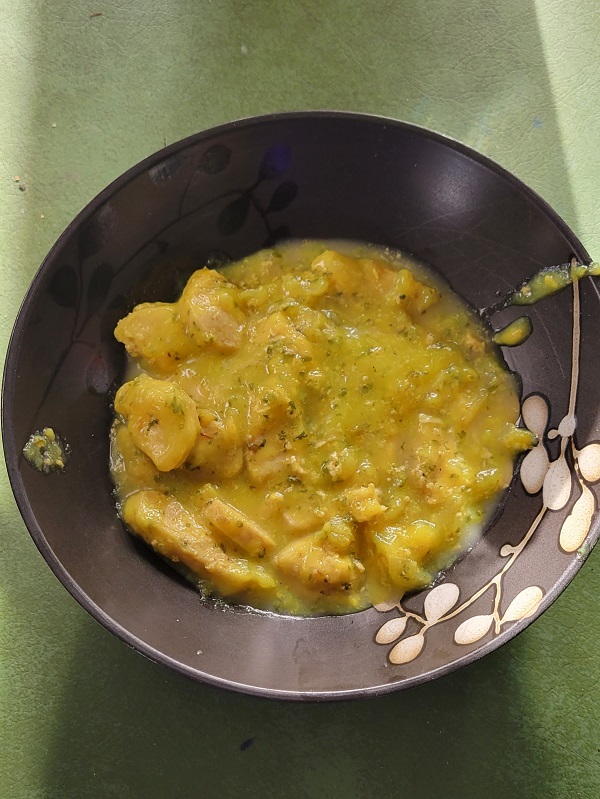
2,110,595,700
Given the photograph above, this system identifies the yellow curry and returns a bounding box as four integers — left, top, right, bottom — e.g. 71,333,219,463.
110,241,534,615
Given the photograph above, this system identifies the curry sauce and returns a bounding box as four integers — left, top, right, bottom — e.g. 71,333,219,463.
110,242,534,615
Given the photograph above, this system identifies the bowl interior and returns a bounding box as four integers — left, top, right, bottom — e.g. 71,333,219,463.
3,113,598,699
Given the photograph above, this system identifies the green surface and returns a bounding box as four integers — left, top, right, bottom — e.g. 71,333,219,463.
1,1,599,797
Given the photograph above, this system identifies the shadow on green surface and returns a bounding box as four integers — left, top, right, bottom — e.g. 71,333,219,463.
44,622,555,799
10,0,581,257
2,0,591,797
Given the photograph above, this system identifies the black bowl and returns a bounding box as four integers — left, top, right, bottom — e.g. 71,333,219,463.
3,112,599,699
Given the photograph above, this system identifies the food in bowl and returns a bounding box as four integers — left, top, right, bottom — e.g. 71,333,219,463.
109,240,534,615
4,113,596,697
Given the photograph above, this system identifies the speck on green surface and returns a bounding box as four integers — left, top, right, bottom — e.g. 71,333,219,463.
1,2,599,798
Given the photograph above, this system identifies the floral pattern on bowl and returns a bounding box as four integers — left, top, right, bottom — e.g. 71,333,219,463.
375,274,600,665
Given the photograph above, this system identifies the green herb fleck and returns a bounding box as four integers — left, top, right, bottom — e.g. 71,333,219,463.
170,396,184,414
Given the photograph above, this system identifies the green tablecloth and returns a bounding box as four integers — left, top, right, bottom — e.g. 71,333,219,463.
1,2,599,796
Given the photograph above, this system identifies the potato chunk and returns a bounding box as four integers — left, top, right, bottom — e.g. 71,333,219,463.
344,483,388,522
110,422,159,492
367,526,433,599
122,490,276,595
179,268,246,352
114,303,196,374
114,374,200,471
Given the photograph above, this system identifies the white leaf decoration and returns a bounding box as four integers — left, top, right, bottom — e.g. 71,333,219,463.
423,583,460,622
557,415,576,437
520,445,550,494
389,633,425,665
521,394,549,437
543,456,572,510
454,614,494,645
501,586,543,624
375,615,408,644
559,483,595,553
577,443,600,483
500,544,514,557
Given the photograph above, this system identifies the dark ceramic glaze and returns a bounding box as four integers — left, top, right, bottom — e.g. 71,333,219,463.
3,112,598,699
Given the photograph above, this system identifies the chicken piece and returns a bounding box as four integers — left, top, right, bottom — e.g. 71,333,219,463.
186,408,244,479
273,528,365,594
114,302,197,374
247,379,302,444
244,378,303,484
310,250,360,294
281,271,331,303
251,311,314,360
284,305,339,344
114,374,200,471
449,389,489,428
201,498,275,558
245,440,291,485
179,268,246,352
462,328,487,357
122,490,276,595
357,258,397,293
247,381,294,439
282,504,323,533
344,483,387,522
392,268,439,315
367,525,433,598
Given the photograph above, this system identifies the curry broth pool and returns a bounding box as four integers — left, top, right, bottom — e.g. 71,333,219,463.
109,241,534,615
